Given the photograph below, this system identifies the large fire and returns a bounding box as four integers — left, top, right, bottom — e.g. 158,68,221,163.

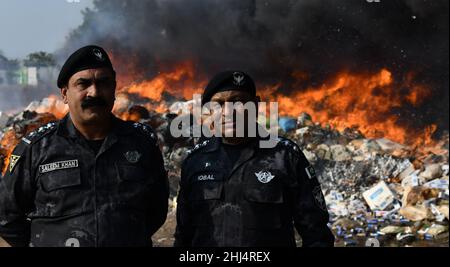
259,68,436,147
0,60,441,175
115,64,437,146
126,61,204,102
115,61,205,115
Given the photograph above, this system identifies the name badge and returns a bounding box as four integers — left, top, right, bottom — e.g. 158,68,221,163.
197,174,215,181
39,160,79,174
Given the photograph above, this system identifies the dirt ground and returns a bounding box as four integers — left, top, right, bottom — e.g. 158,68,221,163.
152,210,177,247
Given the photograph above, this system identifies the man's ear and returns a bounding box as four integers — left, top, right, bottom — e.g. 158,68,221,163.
61,87,68,104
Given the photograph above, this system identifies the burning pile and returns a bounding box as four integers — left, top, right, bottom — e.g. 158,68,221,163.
261,68,439,146
0,112,60,175
0,64,448,247
285,112,449,247
0,0,448,247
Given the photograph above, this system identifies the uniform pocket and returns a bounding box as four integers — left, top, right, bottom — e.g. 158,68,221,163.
116,163,155,184
35,167,84,217
190,172,223,201
194,181,223,201
115,163,156,212
243,168,286,203
244,183,284,204
40,168,82,192
242,183,285,229
188,172,224,227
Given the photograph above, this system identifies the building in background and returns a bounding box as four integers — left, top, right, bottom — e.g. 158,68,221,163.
0,52,58,87
0,54,20,86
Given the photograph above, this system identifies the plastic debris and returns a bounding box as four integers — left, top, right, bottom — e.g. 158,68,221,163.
363,181,396,211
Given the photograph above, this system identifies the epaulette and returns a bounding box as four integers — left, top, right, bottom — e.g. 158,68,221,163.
132,122,158,145
186,139,210,156
6,122,57,174
276,137,301,157
21,122,58,146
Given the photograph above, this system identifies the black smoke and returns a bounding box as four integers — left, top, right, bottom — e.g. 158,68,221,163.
59,0,449,136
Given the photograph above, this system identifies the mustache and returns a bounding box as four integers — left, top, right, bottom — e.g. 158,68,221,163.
81,97,108,109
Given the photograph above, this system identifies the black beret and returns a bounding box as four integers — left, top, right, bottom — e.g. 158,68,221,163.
57,45,115,88
202,70,256,105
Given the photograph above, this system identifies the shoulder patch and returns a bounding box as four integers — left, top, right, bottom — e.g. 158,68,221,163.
276,137,301,157
8,155,21,173
186,140,210,156
312,186,327,212
132,122,158,145
305,165,317,180
21,122,57,145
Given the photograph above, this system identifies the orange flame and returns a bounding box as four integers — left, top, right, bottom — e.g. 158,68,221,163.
260,69,435,145
0,131,17,175
1,62,441,176
113,63,437,145
123,61,205,101
1,113,57,175
32,95,69,119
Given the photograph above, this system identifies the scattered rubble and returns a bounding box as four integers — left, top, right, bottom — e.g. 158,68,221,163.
1,111,58,174
25,96,68,119
285,112,449,247
420,164,443,181
362,181,395,211
0,101,448,247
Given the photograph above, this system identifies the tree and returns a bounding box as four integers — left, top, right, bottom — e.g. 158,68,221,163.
23,52,56,67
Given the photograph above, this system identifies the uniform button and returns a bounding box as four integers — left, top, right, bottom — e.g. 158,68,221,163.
65,238,80,247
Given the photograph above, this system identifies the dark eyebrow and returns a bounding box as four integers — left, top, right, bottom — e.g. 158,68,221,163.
211,96,250,103
75,78,92,84
96,76,114,82
210,97,224,103
227,96,252,102
229,97,242,101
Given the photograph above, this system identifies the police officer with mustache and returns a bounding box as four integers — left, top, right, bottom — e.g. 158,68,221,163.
0,45,169,247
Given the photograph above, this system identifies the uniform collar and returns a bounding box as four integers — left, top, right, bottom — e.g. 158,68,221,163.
201,137,259,175
57,113,133,139
56,113,134,157
203,123,268,153
203,124,274,174
203,137,220,153
56,114,78,139
202,137,257,152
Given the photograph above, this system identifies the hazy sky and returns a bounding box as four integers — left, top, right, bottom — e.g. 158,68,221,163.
0,0,93,59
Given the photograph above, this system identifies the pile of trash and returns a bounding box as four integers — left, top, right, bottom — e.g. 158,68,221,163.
285,112,449,247
0,107,58,174
0,98,449,247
